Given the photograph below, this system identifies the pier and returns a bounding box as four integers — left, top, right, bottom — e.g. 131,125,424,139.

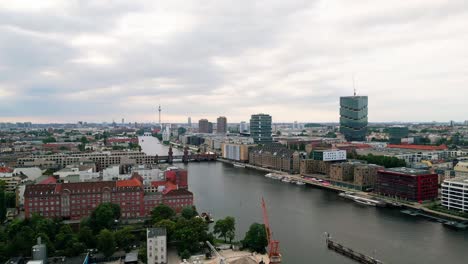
325,233,383,264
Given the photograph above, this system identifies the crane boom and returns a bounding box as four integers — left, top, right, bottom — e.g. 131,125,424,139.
261,197,281,264
206,241,227,264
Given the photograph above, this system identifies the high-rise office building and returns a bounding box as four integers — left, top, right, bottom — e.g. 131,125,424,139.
217,116,227,134
188,117,192,127
340,96,368,141
199,119,209,133
250,114,272,143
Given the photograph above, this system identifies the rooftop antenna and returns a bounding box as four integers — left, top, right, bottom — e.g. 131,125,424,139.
353,74,356,96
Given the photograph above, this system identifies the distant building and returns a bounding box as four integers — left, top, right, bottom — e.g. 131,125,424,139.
217,116,227,134
454,161,468,177
147,228,167,264
222,143,256,162
250,114,272,143
375,167,438,201
388,126,409,144
312,150,347,161
340,96,368,141
442,177,468,213
198,119,213,133
239,121,249,133
249,144,300,173
188,117,192,127
199,119,209,133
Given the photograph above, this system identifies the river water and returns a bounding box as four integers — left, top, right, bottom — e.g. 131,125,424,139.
141,138,468,264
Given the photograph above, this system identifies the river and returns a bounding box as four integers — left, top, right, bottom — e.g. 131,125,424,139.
140,137,468,264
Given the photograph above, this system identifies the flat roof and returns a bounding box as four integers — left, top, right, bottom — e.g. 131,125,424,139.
444,177,468,184
382,167,431,176
147,227,166,238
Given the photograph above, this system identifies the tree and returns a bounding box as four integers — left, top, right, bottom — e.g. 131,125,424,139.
115,227,136,252
151,204,175,224
181,206,198,220
173,217,212,255
241,223,268,254
138,244,147,263
0,180,5,222
155,219,176,241
78,226,95,248
86,203,121,233
97,229,116,257
214,217,236,243
42,137,57,143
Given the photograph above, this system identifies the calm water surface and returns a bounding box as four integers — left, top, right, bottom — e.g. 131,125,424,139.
143,139,468,264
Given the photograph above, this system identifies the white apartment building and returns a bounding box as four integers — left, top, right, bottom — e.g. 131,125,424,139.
147,228,167,264
441,177,468,213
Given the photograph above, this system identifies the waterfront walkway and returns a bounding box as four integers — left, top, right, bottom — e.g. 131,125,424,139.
218,158,468,222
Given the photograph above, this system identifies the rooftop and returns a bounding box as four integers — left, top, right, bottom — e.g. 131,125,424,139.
147,227,166,238
381,167,432,176
444,177,468,184
387,144,448,151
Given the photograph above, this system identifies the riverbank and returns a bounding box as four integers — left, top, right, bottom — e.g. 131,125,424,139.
218,158,468,222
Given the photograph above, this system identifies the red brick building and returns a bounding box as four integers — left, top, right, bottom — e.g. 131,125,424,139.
24,170,193,220
375,167,438,202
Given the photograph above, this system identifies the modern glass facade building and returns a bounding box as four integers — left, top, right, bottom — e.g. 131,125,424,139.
250,114,272,143
340,96,368,141
388,126,409,144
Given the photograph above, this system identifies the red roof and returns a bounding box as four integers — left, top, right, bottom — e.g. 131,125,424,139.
151,181,167,187
116,178,142,187
387,144,448,151
39,176,57,185
163,181,177,194
0,167,13,173
163,188,193,197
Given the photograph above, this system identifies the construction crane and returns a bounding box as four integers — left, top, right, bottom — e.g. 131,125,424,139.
261,197,282,264
206,241,227,264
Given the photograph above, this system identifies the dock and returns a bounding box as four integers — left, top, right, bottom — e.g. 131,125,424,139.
325,233,383,264
401,209,468,229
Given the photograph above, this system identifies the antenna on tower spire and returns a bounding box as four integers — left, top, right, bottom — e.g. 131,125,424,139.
158,104,162,128
352,74,356,96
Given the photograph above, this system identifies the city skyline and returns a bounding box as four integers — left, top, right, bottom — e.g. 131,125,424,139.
1,1,468,123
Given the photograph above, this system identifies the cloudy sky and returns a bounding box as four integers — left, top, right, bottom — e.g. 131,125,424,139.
1,0,467,124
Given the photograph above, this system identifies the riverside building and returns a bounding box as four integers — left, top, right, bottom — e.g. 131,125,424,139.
375,167,438,201
441,177,468,213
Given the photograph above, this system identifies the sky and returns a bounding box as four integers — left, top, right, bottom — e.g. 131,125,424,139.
0,0,467,124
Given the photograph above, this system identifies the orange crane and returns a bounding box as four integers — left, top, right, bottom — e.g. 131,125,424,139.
261,197,282,264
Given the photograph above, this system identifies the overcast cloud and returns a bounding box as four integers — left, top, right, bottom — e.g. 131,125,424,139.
0,0,467,123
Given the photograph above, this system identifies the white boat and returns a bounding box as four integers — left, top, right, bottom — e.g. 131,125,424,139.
354,197,377,206
233,163,246,168
296,181,306,186
281,177,291,183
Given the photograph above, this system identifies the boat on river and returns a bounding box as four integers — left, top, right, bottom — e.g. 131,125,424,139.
339,192,386,207
265,173,284,180
281,177,292,183
233,163,246,168
296,181,306,186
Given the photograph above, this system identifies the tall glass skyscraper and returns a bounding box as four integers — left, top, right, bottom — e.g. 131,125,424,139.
250,114,272,143
340,96,368,141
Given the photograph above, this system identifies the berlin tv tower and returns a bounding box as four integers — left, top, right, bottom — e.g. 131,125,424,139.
158,104,162,128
